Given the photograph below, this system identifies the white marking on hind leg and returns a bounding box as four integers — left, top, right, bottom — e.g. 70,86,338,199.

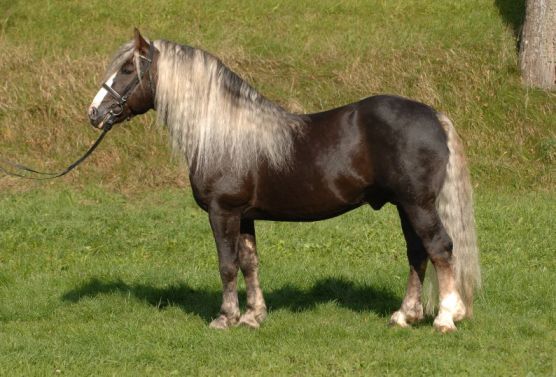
440,292,466,321
433,291,465,333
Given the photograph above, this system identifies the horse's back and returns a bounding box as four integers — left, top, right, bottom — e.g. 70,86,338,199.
357,95,448,151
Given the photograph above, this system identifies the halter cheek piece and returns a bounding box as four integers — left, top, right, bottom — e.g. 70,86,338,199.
101,42,155,129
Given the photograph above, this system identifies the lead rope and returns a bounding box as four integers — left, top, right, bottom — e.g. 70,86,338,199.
0,125,111,180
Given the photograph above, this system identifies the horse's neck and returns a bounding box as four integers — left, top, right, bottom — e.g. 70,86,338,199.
155,45,303,178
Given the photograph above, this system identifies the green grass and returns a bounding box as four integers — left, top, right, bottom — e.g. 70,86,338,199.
0,0,554,192
0,188,554,376
1,1,555,375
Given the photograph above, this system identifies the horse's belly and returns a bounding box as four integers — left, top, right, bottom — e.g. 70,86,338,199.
246,174,369,221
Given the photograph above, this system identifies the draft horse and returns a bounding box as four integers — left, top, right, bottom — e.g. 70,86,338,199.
88,30,480,332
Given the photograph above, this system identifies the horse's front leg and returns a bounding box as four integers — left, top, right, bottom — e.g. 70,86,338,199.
238,219,267,328
208,209,241,329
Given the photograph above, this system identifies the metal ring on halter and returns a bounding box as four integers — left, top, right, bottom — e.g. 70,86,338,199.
108,102,125,117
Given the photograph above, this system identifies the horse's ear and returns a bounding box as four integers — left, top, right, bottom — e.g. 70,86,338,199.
133,28,149,52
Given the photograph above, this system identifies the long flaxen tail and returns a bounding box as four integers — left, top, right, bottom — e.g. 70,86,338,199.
424,113,481,317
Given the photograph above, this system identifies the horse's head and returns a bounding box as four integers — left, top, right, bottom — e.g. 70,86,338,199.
88,29,157,130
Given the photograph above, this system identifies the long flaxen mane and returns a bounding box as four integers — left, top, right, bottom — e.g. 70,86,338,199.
104,39,304,177
155,40,304,177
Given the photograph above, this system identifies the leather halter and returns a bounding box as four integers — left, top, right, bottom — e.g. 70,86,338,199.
100,42,156,130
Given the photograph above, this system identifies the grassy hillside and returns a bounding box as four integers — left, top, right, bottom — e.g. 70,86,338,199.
1,0,554,192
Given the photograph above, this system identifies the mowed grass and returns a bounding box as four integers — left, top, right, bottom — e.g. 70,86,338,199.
0,188,554,376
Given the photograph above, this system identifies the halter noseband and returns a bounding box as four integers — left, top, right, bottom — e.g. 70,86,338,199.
100,42,156,129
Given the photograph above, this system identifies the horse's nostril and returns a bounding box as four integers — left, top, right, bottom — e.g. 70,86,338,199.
88,106,98,119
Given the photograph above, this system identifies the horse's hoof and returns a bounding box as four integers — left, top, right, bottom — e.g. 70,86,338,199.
407,304,424,323
389,311,410,328
238,313,260,329
452,308,466,322
209,315,233,330
238,308,267,329
433,314,457,333
254,307,267,323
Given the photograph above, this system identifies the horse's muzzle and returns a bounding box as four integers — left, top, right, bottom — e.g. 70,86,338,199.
88,106,114,130
88,106,102,127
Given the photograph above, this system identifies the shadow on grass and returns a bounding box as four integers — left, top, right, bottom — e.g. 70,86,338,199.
61,277,399,322
494,0,526,41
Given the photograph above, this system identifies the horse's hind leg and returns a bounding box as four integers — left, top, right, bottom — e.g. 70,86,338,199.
399,202,465,332
237,219,267,328
389,206,427,327
208,210,241,329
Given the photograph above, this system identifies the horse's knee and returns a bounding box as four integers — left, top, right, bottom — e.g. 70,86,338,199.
219,261,239,282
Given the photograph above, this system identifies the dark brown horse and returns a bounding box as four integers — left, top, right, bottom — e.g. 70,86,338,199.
88,30,480,332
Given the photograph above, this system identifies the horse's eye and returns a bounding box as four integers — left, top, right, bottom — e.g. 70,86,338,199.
121,64,134,75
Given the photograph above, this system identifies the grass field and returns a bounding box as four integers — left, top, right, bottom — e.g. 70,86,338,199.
1,0,555,376
0,189,554,376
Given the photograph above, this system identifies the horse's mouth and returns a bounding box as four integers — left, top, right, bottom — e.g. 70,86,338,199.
89,112,113,130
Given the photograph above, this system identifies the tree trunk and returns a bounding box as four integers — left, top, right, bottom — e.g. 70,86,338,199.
519,0,556,90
